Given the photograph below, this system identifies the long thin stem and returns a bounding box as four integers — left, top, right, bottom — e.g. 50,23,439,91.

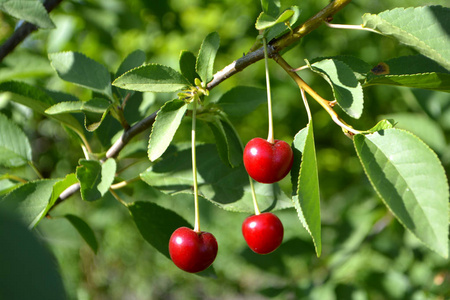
300,88,312,123
249,177,261,215
191,99,201,232
263,37,274,144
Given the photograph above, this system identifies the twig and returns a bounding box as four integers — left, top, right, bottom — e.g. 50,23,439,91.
0,0,63,62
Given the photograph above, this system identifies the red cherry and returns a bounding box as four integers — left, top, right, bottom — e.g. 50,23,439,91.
243,138,294,184
242,212,284,254
169,227,218,273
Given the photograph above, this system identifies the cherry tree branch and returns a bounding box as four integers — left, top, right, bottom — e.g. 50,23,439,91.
49,0,353,211
0,0,63,63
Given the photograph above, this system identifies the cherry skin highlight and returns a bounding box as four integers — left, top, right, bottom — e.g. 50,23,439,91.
243,138,294,184
169,227,218,273
242,212,284,254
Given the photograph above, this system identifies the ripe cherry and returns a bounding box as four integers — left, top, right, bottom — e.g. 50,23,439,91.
242,212,284,254
169,227,218,273
243,138,294,184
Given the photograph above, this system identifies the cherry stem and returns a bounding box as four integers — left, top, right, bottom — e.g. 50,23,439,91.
249,176,261,215
300,88,312,122
263,37,275,144
191,98,201,232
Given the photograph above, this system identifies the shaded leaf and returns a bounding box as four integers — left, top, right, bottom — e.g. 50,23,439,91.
141,144,292,213
216,86,266,117
0,0,55,28
291,123,321,257
76,159,116,201
128,201,217,277
113,64,189,92
116,50,146,78
64,214,98,254
309,58,364,119
0,179,60,228
47,173,78,213
361,119,395,134
148,99,188,162
179,50,199,85
0,210,67,300
365,55,450,92
354,128,449,258
362,6,450,70
196,32,220,83
260,0,280,17
0,113,32,167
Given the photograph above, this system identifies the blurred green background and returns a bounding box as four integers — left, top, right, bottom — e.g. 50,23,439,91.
0,0,449,299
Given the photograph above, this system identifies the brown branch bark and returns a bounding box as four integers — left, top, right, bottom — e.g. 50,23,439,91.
0,0,63,63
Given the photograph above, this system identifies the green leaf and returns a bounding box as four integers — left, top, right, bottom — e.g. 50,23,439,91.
64,214,98,254
362,6,450,70
0,0,55,28
0,113,32,167
49,51,112,97
179,50,199,85
196,32,220,84
0,82,87,144
380,113,447,153
0,211,67,300
113,63,190,92
45,98,111,132
76,159,116,201
0,179,60,228
260,0,280,17
141,144,292,213
264,6,301,44
309,58,364,119
354,129,449,258
0,51,54,81
203,114,243,168
365,55,450,92
361,119,395,134
256,9,294,30
291,123,322,257
47,173,78,213
216,86,267,117
116,50,146,78
148,99,188,162
128,201,217,277
129,201,191,259
309,55,372,81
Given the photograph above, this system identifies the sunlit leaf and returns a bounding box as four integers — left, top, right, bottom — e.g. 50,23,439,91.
291,123,321,257
362,6,450,70
49,52,112,97
354,129,449,258
196,32,220,83
148,99,188,162
113,64,190,92
0,0,55,28
309,58,364,119
0,179,60,228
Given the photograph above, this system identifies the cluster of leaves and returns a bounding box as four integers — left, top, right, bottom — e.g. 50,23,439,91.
0,0,449,299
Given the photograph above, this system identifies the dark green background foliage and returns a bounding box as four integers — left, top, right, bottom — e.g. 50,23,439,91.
0,0,449,299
